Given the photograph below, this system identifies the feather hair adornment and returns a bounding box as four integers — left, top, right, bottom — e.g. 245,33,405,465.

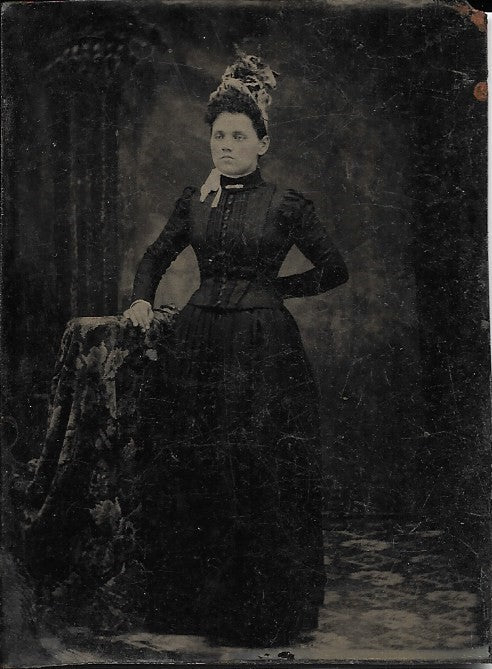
209,47,279,126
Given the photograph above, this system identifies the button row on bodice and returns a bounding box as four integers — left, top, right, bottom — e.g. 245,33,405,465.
215,192,236,306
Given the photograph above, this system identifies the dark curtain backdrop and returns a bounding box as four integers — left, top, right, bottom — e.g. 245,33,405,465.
3,1,489,553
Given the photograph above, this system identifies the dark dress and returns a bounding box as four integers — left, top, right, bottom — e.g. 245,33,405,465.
131,168,348,646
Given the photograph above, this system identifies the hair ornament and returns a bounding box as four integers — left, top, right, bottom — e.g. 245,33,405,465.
209,47,279,124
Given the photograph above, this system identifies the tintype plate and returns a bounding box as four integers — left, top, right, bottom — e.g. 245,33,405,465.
1,0,490,667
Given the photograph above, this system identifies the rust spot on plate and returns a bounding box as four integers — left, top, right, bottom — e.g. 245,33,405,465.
454,3,487,33
470,9,487,32
473,81,488,102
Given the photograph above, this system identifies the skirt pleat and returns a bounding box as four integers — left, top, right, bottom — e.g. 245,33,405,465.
137,304,325,646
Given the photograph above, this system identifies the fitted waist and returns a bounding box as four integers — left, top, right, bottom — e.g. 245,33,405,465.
189,277,282,310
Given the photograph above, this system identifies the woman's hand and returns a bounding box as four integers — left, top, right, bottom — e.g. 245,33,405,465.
123,300,154,331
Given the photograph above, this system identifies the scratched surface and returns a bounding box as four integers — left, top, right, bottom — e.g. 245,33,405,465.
4,519,489,665
2,0,490,665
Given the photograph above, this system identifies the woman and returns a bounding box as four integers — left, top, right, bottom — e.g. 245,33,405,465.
124,51,348,647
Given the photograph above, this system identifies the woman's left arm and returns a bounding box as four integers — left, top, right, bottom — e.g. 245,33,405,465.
274,190,349,299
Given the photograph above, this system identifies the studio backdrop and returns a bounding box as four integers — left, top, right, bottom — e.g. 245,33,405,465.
3,0,489,558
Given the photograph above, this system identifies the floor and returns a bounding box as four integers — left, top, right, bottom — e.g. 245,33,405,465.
6,518,490,666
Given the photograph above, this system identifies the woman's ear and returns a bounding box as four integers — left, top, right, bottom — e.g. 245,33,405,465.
258,135,270,156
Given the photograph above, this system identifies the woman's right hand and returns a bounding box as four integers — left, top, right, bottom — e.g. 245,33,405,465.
123,300,154,331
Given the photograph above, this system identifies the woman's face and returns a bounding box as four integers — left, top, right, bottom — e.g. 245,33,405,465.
210,112,270,177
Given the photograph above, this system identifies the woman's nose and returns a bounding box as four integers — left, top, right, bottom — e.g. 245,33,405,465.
218,137,232,151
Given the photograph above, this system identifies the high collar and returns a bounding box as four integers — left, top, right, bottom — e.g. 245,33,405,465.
220,168,264,190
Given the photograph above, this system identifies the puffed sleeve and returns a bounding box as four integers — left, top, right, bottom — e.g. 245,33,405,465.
130,186,196,305
273,189,349,299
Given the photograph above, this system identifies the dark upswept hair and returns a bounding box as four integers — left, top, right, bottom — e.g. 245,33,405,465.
205,89,268,139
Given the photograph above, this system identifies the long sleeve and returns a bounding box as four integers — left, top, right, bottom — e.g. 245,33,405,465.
130,187,196,305
273,189,349,299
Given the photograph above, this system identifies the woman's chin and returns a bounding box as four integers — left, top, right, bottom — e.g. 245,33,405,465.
215,163,257,178
218,159,236,171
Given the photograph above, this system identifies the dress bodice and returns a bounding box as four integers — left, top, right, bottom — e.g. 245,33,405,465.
131,169,348,309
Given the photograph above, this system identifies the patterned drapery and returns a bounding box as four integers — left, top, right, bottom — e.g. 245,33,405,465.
12,308,177,632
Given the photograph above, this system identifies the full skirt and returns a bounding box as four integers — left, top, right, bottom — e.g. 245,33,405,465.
137,303,325,646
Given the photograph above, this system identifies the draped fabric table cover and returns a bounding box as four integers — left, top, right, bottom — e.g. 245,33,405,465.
18,308,178,632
